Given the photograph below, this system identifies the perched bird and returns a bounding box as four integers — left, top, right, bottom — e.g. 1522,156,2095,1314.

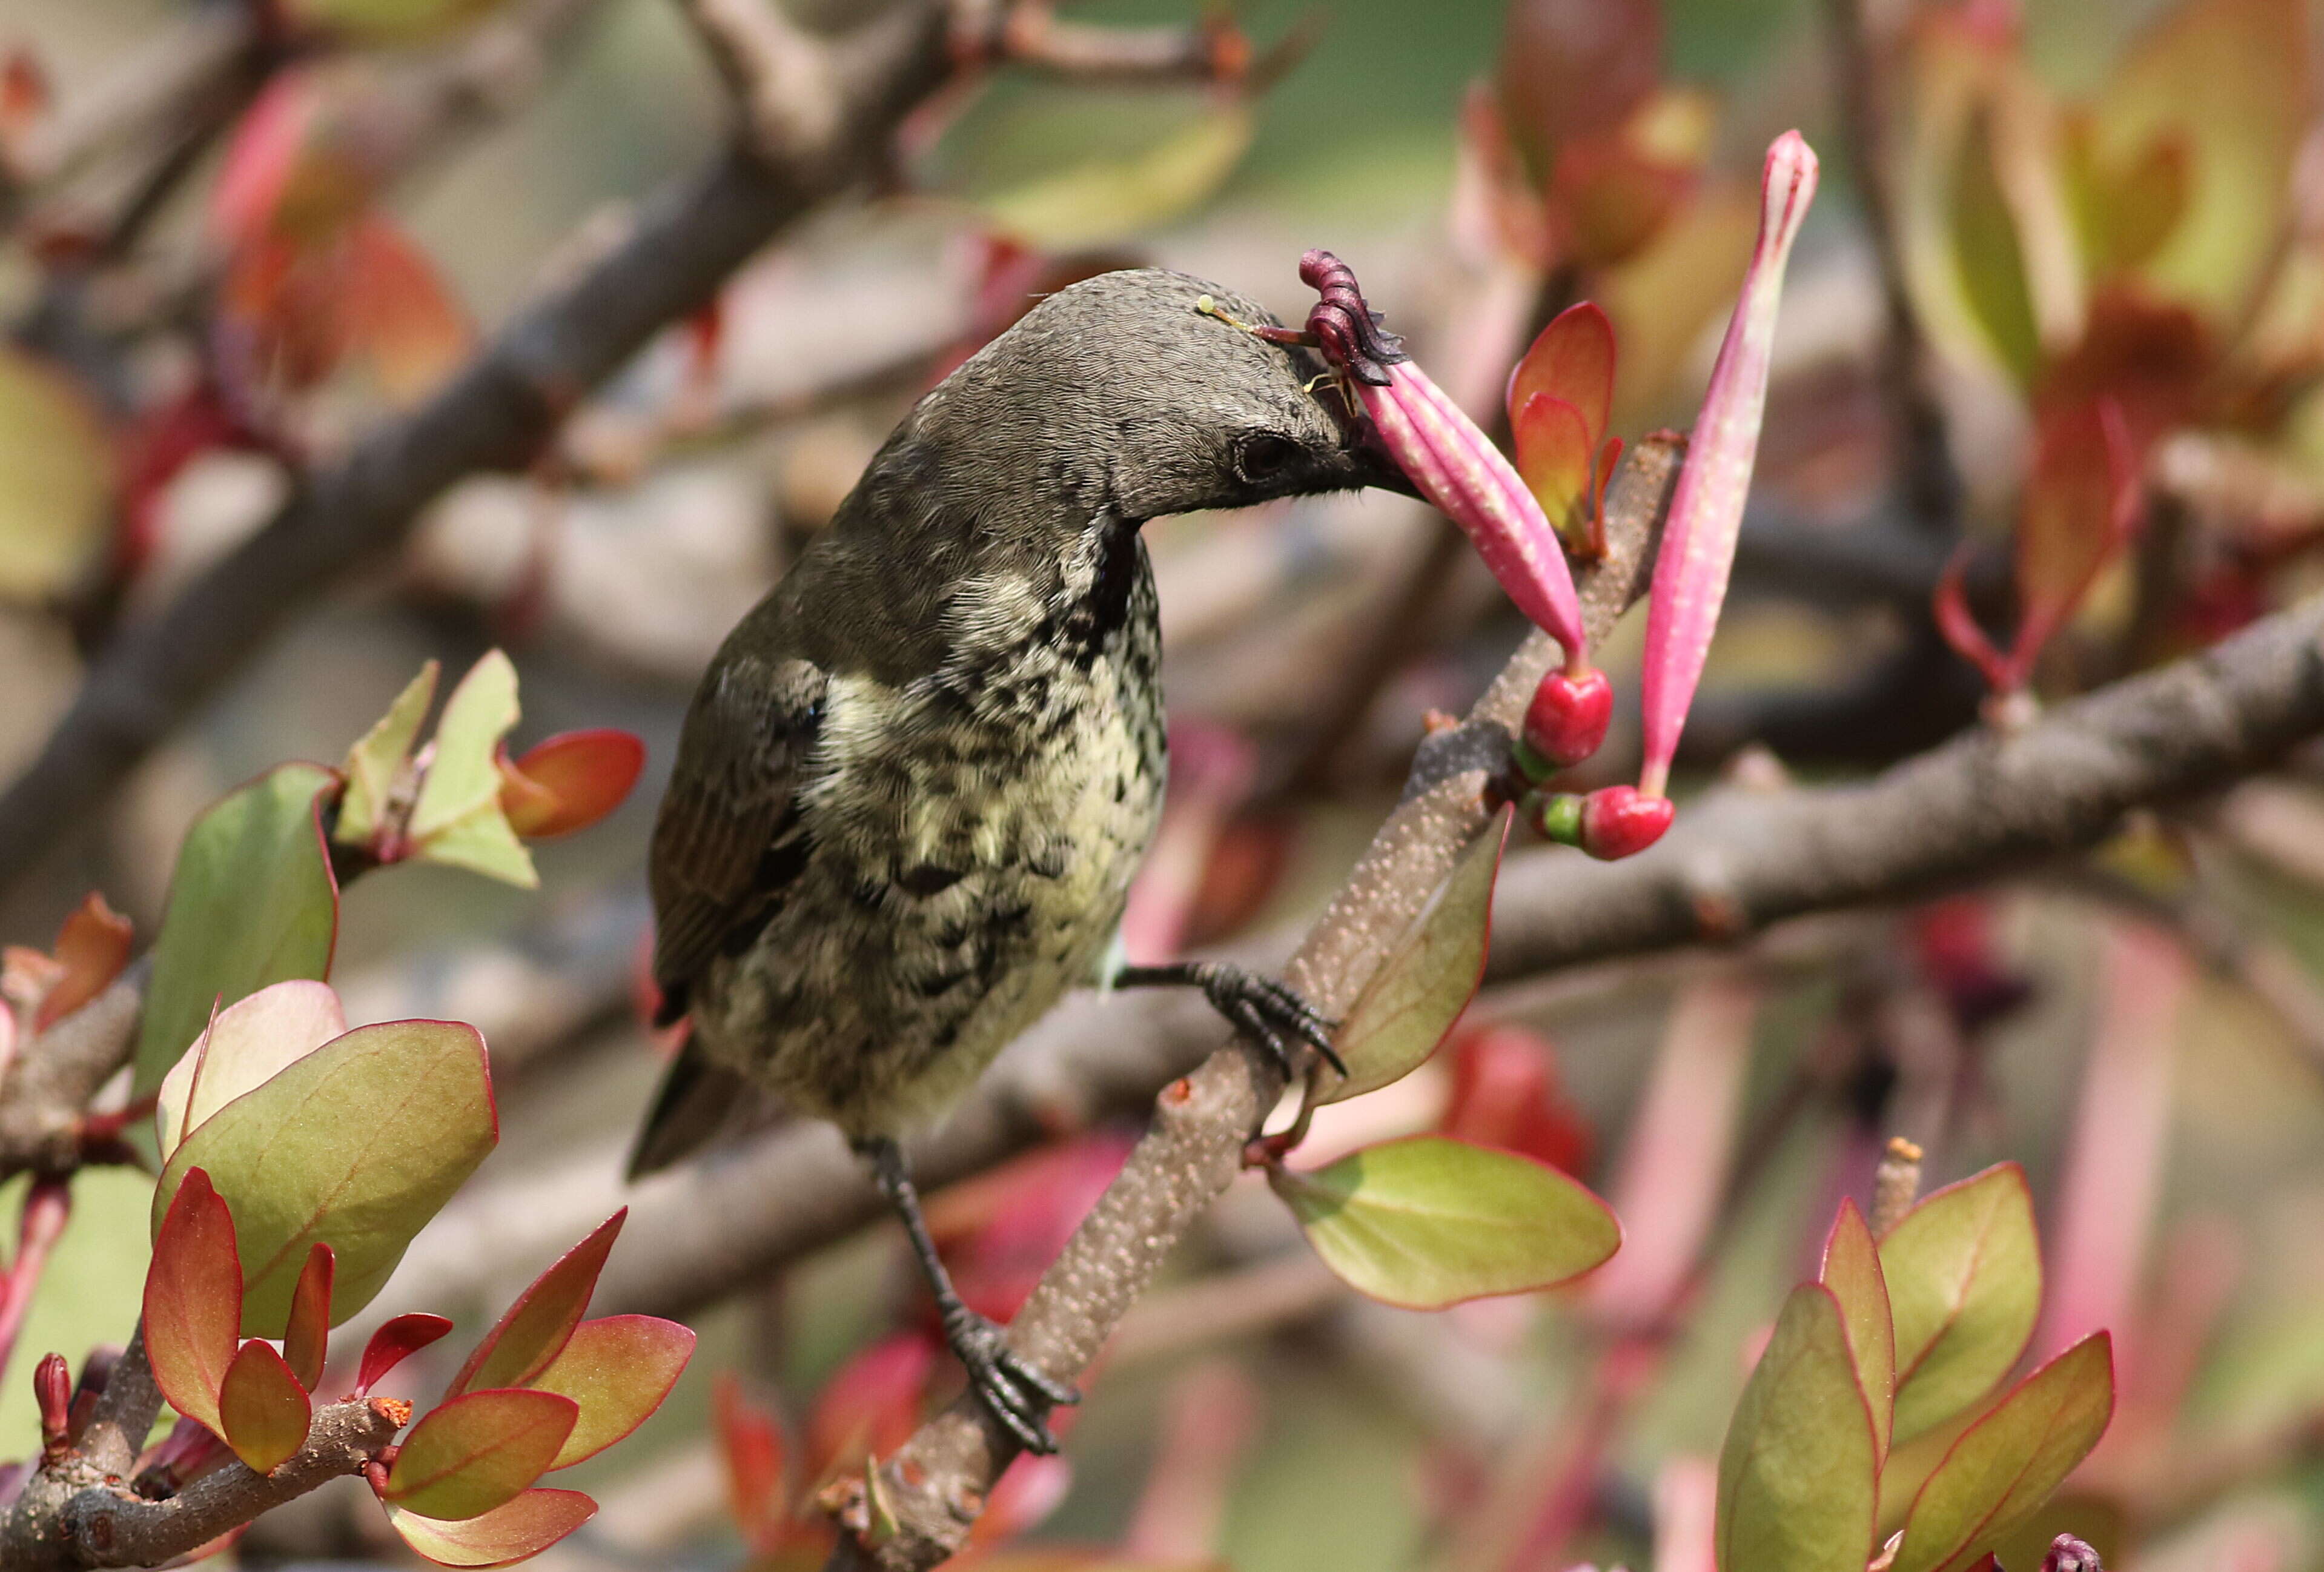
629,267,1415,1450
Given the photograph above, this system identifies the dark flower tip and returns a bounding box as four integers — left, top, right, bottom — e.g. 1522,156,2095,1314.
1296,249,1408,386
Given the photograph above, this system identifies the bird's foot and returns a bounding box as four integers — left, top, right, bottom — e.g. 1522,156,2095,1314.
1117,961,1343,1079
942,1307,1078,1456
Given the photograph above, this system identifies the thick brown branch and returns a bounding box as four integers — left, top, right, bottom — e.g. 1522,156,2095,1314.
819,436,1683,1572
1486,591,2324,976
0,969,142,1181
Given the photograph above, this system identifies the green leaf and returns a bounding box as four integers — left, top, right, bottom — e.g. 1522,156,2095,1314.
980,105,1253,251
219,1339,312,1475
385,1389,579,1521
136,763,342,1098
527,1315,696,1468
448,1212,625,1398
386,1488,597,1568
142,1167,241,1434
155,979,347,1159
1949,102,2044,388
1269,1134,1620,1309
410,650,536,889
1879,1164,2042,1442
279,0,515,44
336,661,439,846
1316,809,1509,1106
1894,1335,2115,1572
1821,1198,1896,1467
0,344,110,602
1714,1284,1880,1572
282,1242,334,1391
154,1020,497,1336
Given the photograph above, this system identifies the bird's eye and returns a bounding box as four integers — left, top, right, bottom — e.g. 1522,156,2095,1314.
1237,433,1299,481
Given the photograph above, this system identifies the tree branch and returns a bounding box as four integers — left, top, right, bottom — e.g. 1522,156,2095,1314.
817,436,1683,1572
0,968,143,1181
1487,591,2324,976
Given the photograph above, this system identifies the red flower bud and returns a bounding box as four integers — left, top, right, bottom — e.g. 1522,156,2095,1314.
1579,786,1673,860
35,1353,71,1459
1516,666,1613,778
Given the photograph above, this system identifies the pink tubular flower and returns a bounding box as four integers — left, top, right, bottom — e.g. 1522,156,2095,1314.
1260,251,1592,671
1637,131,1818,797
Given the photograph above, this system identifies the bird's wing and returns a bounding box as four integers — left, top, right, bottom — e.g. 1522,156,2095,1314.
647,651,827,1024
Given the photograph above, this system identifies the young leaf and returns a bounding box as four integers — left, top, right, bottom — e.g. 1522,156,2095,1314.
447,1212,625,1398
409,651,536,889
1512,393,1599,545
1316,809,1509,1106
1714,1284,1879,1572
385,1487,597,1568
498,729,645,839
218,1339,312,1475
1508,301,1617,462
154,1020,497,1336
526,1315,696,1468
1893,1335,2116,1572
807,1331,938,1481
359,1312,456,1396
136,763,341,1097
283,1242,334,1391
383,1389,580,1521
1880,1164,2042,1442
1821,1199,1897,1467
144,1168,242,1434
155,979,348,1158
0,343,111,603
1269,1134,1620,1309
336,660,439,846
714,1374,788,1548
35,892,133,1030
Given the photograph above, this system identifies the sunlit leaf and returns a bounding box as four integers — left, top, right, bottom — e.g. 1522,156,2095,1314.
1512,393,1599,545
336,217,472,403
1509,301,1617,450
0,343,111,602
155,1020,497,1336
409,651,535,888
359,1312,456,1396
2061,115,2190,279
2012,399,2139,672
498,729,645,839
1950,102,2044,388
218,1339,311,1475
282,1242,333,1391
1894,1335,2115,1572
143,1168,241,1434
336,661,439,846
448,1212,625,1398
979,106,1253,251
526,1315,695,1468
385,1389,579,1521
1270,1134,1620,1309
807,1330,936,1481
1820,1199,1896,1467
2087,0,2308,319
714,1375,789,1547
386,1487,597,1567
35,892,132,1030
1715,1284,1879,1572
1880,1164,2042,1442
1315,810,1508,1106
135,762,341,1098
156,979,348,1159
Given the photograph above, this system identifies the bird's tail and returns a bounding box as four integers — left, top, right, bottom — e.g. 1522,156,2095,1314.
626,1040,786,1179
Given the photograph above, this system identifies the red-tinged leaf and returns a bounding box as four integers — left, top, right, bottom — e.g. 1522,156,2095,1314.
359,1312,455,1396
384,1389,579,1522
1715,1284,1880,1572
218,1339,311,1475
714,1375,789,1546
1894,1335,2116,1572
2011,400,2140,674
1820,1199,1896,1467
144,1167,242,1433
35,892,131,1029
498,730,646,839
1512,392,1598,544
1439,1024,1595,1176
1552,133,1695,268
1933,542,2014,693
211,70,368,247
526,1316,694,1468
386,1487,597,1568
1880,1163,2043,1442
448,1212,624,1398
965,1453,1074,1550
1508,302,1616,454
1498,0,1662,153
808,1331,938,1481
338,216,472,402
283,1243,333,1391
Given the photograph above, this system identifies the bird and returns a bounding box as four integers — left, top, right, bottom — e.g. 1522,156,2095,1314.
628,266,1417,1452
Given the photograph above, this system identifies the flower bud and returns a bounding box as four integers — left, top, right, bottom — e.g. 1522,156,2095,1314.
35,1352,71,1458
1516,666,1614,778
1526,785,1673,860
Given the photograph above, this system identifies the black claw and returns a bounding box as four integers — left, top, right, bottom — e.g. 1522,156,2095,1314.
1113,962,1345,1079
943,1310,1076,1455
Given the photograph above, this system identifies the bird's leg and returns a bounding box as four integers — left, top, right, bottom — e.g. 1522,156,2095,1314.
1110,961,1345,1078
858,1136,1079,1455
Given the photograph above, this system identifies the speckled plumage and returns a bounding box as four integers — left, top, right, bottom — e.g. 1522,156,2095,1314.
631,267,1405,1175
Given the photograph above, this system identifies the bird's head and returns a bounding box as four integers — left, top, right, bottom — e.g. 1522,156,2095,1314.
906,266,1420,526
